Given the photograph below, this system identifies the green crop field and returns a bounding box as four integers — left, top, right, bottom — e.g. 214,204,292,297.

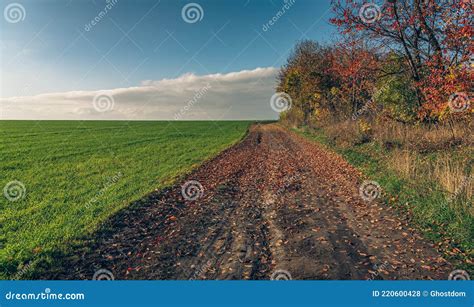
0,120,251,279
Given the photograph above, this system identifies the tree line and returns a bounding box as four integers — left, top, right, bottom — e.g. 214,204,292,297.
277,0,472,126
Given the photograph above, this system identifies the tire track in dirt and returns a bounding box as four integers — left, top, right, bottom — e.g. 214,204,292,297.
43,124,452,280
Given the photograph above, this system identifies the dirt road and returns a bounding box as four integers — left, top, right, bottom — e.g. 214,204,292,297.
46,124,452,280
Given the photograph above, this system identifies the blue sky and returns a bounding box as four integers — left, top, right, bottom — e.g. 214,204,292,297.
0,0,337,119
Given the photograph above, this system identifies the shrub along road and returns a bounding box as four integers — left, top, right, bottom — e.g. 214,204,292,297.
45,124,453,280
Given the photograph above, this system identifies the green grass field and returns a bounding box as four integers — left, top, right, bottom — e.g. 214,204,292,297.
0,120,250,279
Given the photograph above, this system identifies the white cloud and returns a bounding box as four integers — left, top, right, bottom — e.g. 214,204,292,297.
0,67,279,120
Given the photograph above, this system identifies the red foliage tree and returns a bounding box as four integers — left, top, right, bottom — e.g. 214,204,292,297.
329,36,380,117
330,0,472,120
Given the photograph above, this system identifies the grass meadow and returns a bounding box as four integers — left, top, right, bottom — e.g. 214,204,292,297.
0,120,250,279
295,123,473,272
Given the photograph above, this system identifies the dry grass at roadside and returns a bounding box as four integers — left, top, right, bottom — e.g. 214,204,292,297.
320,119,473,203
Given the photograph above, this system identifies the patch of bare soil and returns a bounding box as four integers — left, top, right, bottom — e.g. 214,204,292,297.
42,124,452,280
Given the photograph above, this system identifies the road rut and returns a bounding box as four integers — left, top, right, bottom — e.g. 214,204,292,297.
45,124,452,280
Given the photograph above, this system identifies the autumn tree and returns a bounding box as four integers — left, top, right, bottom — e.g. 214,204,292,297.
330,0,472,120
328,37,380,119
278,40,338,125
278,38,381,124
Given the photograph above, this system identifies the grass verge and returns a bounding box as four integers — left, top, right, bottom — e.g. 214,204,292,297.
294,126,473,274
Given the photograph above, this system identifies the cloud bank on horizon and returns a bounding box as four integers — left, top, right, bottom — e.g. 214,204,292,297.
0,67,279,120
